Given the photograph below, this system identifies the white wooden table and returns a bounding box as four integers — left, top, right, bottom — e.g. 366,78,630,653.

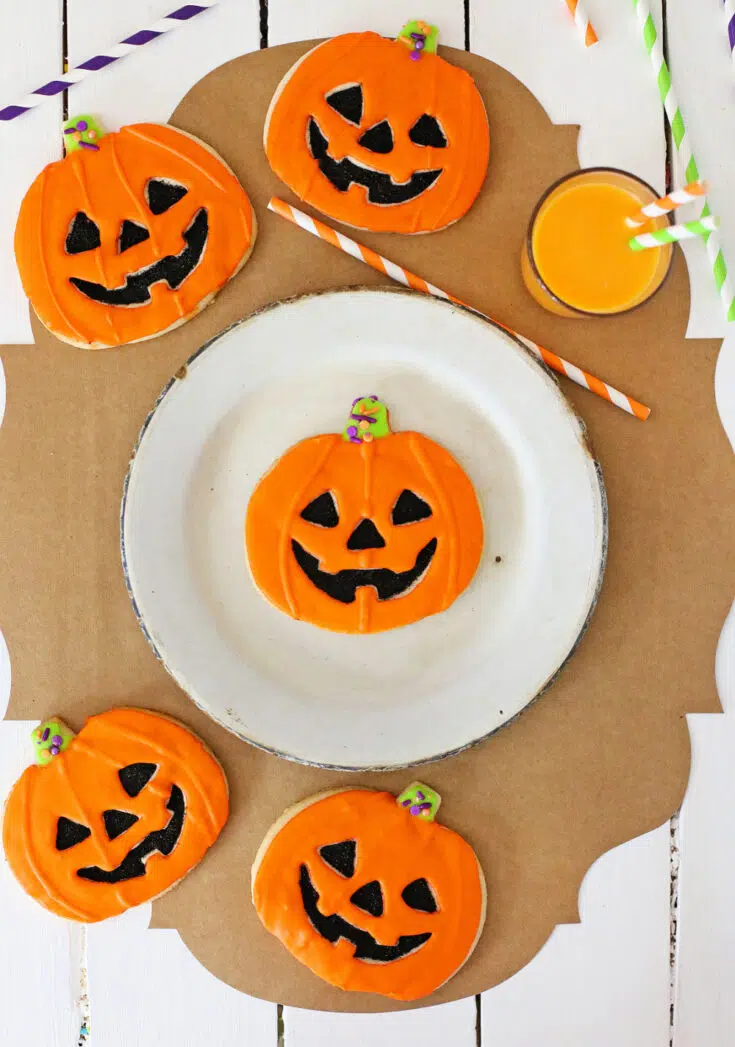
1,2,733,1044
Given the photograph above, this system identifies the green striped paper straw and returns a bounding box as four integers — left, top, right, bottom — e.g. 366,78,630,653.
633,0,735,321
629,216,720,251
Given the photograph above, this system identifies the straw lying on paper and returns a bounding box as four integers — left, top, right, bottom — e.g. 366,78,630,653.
269,198,650,421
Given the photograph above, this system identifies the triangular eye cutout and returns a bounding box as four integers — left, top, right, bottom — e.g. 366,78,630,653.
119,219,150,253
350,879,384,916
146,178,188,215
325,84,363,126
300,492,339,528
401,877,438,913
392,489,433,525
358,120,394,154
409,114,448,149
118,762,157,798
318,839,357,878
55,816,91,851
65,212,101,255
103,809,140,841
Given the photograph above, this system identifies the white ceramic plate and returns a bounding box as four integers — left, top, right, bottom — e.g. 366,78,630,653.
122,288,606,769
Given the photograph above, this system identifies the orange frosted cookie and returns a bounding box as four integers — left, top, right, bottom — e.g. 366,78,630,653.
245,397,484,633
252,782,486,1001
15,117,256,349
2,708,229,922
264,22,489,233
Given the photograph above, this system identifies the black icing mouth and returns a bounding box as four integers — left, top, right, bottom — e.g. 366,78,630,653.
307,118,441,205
291,537,438,604
76,784,185,884
299,864,431,962
69,208,208,307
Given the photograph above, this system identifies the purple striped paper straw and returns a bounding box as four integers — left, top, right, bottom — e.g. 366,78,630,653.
726,1,735,54
0,3,218,121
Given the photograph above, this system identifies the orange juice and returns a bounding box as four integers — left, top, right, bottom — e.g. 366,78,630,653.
522,169,673,318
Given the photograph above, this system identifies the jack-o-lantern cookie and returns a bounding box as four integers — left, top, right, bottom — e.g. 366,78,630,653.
245,397,484,633
2,708,229,922
15,116,256,349
252,782,486,1001
264,22,490,233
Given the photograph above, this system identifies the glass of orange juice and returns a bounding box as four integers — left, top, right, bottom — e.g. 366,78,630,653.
521,168,673,318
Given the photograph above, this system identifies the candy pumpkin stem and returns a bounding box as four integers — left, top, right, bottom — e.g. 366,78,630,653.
32,718,75,766
397,20,440,58
343,396,392,444
397,781,441,822
63,115,105,154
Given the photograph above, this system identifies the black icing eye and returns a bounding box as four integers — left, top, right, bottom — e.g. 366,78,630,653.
118,762,157,798
300,492,339,528
65,212,101,255
409,114,448,149
56,817,91,851
358,120,394,154
392,489,433,525
325,84,363,126
319,839,357,878
118,219,150,253
103,809,140,841
350,880,384,917
146,178,188,215
401,877,438,913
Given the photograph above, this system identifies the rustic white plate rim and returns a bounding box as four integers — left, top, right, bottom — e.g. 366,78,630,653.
121,287,607,770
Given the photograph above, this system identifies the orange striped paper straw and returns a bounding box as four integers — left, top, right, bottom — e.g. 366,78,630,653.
269,198,650,421
624,180,709,228
564,0,598,47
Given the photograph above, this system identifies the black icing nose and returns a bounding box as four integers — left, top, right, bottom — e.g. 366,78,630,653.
347,518,386,551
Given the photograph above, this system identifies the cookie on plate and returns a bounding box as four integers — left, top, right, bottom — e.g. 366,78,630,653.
15,118,256,349
264,22,490,233
244,396,484,633
2,708,229,922
252,782,486,1001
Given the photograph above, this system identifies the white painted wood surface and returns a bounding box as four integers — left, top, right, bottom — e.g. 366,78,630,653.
0,2,732,1045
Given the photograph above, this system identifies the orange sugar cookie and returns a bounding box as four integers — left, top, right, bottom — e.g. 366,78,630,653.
244,397,484,634
2,708,229,922
264,23,490,234
15,118,256,349
251,782,486,1001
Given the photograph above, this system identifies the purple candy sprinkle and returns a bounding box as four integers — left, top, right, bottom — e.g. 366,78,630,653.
416,791,424,801
42,727,50,741
77,119,88,131
347,425,358,437
401,799,411,807
51,735,62,746
50,745,60,756
419,802,432,811
409,805,421,815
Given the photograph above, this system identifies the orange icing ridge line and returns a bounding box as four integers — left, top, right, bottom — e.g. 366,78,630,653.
125,125,229,194
20,772,96,921
278,435,341,618
408,432,460,607
35,169,87,346
70,151,120,345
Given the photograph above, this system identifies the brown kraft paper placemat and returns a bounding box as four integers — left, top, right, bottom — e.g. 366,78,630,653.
1,43,733,1011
